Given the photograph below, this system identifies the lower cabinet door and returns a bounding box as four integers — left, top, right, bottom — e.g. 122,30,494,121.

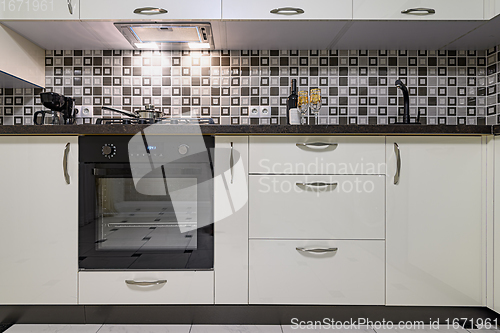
249,240,385,304
79,271,214,304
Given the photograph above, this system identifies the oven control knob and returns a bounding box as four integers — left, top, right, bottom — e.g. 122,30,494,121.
178,144,189,155
102,144,116,158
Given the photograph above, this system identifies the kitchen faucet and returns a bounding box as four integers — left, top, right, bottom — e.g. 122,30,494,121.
395,79,411,124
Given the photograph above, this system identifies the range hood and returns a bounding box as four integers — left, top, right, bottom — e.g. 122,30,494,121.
114,22,215,50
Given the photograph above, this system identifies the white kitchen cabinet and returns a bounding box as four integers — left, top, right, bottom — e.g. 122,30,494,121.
353,0,484,20
0,136,78,304
249,175,385,239
79,271,214,304
386,136,483,306
0,0,78,20
222,0,351,20
214,136,249,304
0,23,44,88
249,136,385,175
494,137,500,313
249,239,385,304
80,0,221,20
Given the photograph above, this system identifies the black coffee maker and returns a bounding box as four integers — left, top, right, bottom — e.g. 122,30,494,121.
34,92,78,125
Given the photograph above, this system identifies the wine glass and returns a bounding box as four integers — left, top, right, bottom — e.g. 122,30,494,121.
298,91,309,125
309,88,322,124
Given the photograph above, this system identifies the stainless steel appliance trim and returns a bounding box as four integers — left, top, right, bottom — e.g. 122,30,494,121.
394,142,401,185
125,279,167,286
63,142,70,184
296,247,338,253
133,7,168,15
296,142,338,150
401,8,435,15
270,7,305,15
295,182,338,188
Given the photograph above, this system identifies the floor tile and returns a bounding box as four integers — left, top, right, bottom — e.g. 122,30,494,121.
97,325,190,333
5,325,102,333
190,325,282,333
283,325,375,332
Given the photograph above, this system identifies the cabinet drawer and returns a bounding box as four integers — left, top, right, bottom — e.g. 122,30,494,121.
249,175,384,239
79,271,213,304
249,240,385,304
80,0,221,20
223,0,352,20
353,0,484,20
249,136,385,174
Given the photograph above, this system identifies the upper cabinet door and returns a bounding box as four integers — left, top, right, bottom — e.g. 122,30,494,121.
0,0,79,20
353,0,484,20
81,0,221,20
222,0,352,20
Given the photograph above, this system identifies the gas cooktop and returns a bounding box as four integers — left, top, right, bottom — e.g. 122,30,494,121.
95,118,215,125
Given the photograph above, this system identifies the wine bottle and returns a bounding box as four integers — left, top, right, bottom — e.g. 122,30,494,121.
287,79,299,124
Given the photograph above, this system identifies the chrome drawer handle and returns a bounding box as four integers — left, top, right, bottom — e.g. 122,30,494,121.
230,142,234,184
67,0,73,14
296,182,337,188
296,142,338,150
125,280,167,286
270,7,304,15
394,143,401,185
296,247,338,253
401,8,435,15
134,7,168,15
63,143,70,184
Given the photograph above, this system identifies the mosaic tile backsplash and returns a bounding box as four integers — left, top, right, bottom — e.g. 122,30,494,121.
0,48,499,126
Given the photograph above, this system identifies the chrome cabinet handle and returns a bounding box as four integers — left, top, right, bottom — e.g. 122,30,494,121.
394,143,401,185
134,7,168,15
270,7,304,15
67,0,73,14
296,142,338,150
296,247,338,253
63,143,70,184
401,8,435,15
229,142,234,184
125,280,167,286
296,182,338,188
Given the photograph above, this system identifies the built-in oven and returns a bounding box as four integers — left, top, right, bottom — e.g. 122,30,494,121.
78,135,214,270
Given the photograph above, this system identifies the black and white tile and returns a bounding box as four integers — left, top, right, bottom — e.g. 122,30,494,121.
0,48,495,126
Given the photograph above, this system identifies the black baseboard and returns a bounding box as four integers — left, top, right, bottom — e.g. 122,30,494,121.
0,305,498,325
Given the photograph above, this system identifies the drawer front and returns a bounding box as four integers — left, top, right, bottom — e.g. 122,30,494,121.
222,0,352,20
80,0,221,20
249,175,385,239
249,136,385,174
353,0,484,20
249,240,385,304
79,271,213,304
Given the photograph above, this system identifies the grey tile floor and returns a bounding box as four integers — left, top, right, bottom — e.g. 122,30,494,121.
1,325,498,333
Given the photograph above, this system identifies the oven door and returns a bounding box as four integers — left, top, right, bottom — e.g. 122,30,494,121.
79,162,213,270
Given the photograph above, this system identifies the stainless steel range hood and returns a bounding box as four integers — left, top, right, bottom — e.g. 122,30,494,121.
114,22,215,50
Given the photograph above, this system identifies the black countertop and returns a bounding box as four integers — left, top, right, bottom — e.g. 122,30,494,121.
0,124,493,135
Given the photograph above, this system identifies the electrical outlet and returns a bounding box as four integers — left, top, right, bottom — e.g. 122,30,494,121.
249,107,260,118
75,106,93,118
249,107,271,118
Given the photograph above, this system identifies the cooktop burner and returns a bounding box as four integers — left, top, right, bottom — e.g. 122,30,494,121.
95,118,215,125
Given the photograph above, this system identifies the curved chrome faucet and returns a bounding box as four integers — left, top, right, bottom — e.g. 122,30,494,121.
395,79,411,124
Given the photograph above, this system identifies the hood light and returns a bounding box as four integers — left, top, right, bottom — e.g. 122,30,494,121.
135,42,159,49
188,43,211,49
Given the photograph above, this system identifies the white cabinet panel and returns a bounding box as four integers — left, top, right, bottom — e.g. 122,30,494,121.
249,175,385,239
249,136,385,174
222,0,351,20
353,0,484,20
386,136,483,306
494,137,500,313
79,271,214,304
0,0,79,20
249,240,385,304
214,136,249,304
0,136,78,304
80,0,221,20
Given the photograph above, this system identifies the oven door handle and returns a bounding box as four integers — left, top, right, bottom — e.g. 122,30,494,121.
92,168,132,177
